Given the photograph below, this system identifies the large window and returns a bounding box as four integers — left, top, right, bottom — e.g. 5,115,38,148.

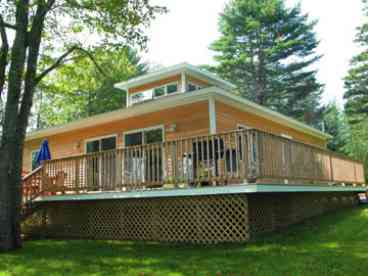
130,82,179,105
153,82,178,98
125,127,163,146
86,136,116,153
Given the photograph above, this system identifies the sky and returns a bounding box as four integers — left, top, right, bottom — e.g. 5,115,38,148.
143,0,365,107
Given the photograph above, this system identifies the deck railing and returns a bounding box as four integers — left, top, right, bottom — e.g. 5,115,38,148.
33,129,365,195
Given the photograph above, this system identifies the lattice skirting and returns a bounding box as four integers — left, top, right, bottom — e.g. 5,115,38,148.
23,192,359,244
248,192,359,237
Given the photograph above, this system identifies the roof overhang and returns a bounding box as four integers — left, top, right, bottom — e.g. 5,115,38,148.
26,87,331,142
114,62,236,91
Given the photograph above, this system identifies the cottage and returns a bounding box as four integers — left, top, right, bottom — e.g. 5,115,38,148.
22,63,366,243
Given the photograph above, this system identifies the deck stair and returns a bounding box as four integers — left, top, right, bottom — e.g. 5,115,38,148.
21,167,43,221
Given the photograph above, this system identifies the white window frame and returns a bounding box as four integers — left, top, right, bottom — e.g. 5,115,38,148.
84,134,118,154
153,81,179,99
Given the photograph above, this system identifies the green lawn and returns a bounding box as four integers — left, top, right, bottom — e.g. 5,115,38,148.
1,206,368,276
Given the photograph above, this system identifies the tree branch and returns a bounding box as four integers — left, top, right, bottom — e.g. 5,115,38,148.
0,21,17,31
0,15,9,96
34,46,77,85
35,46,107,85
75,47,107,78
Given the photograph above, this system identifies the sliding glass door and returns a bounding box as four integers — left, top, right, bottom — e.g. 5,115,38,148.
86,136,116,189
124,127,163,184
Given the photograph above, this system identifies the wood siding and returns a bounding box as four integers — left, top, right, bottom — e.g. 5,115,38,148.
215,101,327,148
23,101,210,171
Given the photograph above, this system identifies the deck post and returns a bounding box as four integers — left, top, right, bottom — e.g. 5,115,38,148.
329,154,334,183
75,158,80,191
247,130,260,183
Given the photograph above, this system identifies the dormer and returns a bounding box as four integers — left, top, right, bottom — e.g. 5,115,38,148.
114,63,236,107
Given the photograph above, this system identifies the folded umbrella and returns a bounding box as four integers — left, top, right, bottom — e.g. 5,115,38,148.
36,139,52,167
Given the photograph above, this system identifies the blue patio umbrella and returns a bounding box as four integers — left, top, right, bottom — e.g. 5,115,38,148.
36,139,52,167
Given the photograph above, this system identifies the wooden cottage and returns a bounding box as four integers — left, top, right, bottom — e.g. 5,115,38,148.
22,63,366,243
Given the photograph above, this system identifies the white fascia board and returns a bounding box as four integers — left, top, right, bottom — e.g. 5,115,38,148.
212,89,331,140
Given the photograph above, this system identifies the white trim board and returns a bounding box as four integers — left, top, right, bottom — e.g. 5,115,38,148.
208,97,217,134
36,184,366,203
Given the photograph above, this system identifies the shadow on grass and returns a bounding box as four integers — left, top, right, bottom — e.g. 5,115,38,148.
1,206,368,276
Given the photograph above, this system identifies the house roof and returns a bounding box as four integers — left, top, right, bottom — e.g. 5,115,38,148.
26,87,331,141
114,62,237,91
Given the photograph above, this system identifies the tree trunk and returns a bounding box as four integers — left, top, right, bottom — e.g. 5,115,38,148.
0,0,29,252
0,144,22,251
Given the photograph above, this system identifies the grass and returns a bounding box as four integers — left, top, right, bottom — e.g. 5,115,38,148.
1,206,368,276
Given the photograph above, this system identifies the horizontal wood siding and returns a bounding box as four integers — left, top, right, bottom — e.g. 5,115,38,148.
215,101,327,148
23,101,210,171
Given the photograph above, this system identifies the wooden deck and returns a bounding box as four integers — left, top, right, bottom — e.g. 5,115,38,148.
22,129,365,209
21,129,366,244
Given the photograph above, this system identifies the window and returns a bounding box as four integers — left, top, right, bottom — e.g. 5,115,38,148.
130,83,179,106
152,82,178,98
86,136,116,153
130,90,153,105
188,82,202,92
153,86,165,97
31,150,40,170
124,127,163,146
167,83,178,94
131,93,145,104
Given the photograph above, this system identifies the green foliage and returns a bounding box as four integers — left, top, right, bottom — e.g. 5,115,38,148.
34,47,147,128
323,103,351,153
210,0,323,127
1,207,368,275
344,0,368,124
343,121,368,180
343,0,368,180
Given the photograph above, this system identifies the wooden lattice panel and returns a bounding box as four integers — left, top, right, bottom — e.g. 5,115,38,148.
248,192,359,237
23,194,249,244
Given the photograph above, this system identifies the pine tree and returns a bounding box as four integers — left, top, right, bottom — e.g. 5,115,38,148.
344,0,368,124
323,103,351,153
210,0,323,126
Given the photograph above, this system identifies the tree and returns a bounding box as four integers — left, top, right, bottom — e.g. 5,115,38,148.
0,0,165,252
343,0,368,181
344,0,368,124
31,47,147,129
210,0,323,126
322,102,351,153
